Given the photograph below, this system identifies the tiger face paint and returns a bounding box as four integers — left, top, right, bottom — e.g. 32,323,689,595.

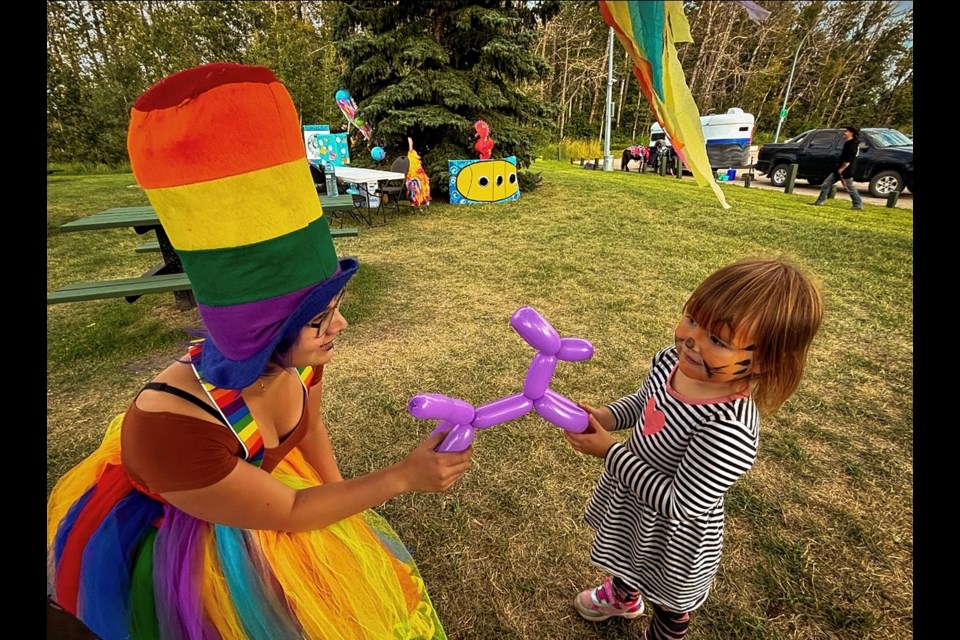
674,314,758,385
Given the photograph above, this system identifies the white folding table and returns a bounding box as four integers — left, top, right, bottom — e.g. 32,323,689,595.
331,165,408,226
333,166,406,209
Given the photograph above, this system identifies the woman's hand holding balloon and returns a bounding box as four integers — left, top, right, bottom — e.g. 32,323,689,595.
392,431,473,493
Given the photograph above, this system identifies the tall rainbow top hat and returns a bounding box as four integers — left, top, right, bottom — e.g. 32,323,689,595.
127,62,358,389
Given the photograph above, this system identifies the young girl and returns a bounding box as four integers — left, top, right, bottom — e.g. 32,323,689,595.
563,257,823,639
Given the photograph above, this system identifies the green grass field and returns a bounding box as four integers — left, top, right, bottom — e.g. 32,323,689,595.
47,161,913,639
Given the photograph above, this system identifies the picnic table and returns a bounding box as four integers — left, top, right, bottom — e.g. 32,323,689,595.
48,195,358,308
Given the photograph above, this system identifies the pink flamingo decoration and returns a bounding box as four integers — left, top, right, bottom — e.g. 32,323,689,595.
473,120,495,160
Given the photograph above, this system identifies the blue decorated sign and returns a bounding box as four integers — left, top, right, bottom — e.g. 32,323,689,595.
303,125,351,166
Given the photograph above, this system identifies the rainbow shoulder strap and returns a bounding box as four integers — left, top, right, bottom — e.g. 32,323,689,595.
187,340,314,467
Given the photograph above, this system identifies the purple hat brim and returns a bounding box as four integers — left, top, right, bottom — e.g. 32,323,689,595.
199,257,359,389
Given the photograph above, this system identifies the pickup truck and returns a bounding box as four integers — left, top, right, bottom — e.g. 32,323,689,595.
756,128,913,197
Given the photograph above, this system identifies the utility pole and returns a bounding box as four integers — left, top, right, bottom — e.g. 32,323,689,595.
774,31,810,143
602,27,615,171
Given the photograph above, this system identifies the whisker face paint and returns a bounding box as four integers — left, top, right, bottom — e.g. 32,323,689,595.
674,314,758,385
704,361,727,378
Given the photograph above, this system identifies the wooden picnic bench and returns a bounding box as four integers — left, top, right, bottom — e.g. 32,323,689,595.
135,227,359,254
48,196,358,307
57,196,356,232
47,272,195,305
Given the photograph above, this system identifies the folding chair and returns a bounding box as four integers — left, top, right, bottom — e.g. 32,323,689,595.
338,178,375,227
309,162,327,193
373,156,410,224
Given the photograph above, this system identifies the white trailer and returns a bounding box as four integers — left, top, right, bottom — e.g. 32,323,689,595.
649,108,755,169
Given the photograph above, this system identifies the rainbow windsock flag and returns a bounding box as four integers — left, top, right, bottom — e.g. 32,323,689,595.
599,0,730,209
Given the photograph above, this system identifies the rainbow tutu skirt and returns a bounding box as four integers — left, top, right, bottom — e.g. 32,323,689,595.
47,415,446,640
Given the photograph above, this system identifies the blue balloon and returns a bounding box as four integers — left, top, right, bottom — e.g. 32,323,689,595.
335,89,350,102
371,146,386,162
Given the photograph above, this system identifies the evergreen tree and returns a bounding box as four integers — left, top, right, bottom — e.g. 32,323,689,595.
333,0,560,196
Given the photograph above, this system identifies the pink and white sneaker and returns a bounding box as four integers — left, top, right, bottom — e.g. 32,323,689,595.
574,577,645,621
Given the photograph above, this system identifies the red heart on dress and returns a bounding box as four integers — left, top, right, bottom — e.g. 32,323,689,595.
642,396,665,436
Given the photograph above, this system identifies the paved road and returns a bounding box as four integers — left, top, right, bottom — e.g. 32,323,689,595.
612,154,913,211
728,169,913,210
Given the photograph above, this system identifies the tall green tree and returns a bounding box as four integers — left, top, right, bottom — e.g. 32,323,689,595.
244,1,346,130
46,1,341,165
47,1,152,164
333,0,560,196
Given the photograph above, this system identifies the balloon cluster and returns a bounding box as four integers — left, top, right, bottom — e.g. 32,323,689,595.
408,307,594,452
335,89,372,143
473,120,494,160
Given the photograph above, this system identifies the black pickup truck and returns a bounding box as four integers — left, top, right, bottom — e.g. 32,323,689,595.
756,128,913,197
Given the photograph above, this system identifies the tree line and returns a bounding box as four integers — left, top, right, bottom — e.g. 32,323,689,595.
540,0,912,146
47,0,912,190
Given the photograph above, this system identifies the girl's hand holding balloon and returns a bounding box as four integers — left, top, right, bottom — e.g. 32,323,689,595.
577,402,616,432
563,413,617,459
392,430,473,493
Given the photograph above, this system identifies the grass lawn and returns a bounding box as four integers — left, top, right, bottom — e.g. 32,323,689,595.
47,160,912,640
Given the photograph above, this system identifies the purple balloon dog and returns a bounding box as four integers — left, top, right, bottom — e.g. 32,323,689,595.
408,307,594,452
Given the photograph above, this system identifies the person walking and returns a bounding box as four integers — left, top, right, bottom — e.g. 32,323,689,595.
810,126,864,210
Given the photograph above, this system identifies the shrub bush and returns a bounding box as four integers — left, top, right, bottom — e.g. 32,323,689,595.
518,169,543,193
537,138,606,162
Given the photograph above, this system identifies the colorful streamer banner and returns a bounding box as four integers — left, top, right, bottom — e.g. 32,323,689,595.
733,1,772,24
598,0,730,209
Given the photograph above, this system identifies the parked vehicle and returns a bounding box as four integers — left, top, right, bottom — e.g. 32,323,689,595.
649,107,755,169
756,128,913,197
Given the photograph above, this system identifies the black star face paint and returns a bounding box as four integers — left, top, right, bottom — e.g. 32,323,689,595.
674,314,757,385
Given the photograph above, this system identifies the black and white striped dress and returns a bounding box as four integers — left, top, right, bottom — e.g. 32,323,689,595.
585,346,759,612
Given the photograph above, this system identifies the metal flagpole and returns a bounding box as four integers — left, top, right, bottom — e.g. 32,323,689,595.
602,27,615,171
774,31,810,143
